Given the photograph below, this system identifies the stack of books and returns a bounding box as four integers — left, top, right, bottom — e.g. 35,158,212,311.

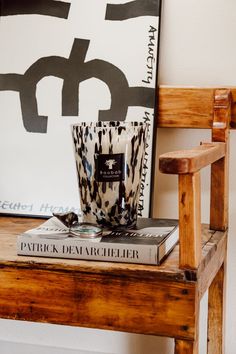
17,217,179,265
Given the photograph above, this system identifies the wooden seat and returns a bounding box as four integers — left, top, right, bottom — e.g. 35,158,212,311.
0,86,233,353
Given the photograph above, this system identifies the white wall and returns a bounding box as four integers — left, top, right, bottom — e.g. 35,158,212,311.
1,0,236,353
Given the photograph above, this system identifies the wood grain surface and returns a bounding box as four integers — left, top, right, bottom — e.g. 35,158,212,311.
207,262,226,354
158,86,236,129
178,172,201,270
159,142,225,174
175,339,198,354
210,89,231,231
0,216,227,341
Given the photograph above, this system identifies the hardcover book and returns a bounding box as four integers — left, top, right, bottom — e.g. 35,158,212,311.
17,217,179,265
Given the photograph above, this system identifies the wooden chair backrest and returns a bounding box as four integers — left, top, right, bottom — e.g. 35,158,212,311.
157,86,235,128
157,86,236,129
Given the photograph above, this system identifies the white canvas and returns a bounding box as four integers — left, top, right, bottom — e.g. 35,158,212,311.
0,0,161,216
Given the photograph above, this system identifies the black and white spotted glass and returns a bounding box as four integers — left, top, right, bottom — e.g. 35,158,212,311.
72,121,149,228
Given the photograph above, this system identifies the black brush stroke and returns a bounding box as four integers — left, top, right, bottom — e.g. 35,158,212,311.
0,0,71,19
106,0,159,21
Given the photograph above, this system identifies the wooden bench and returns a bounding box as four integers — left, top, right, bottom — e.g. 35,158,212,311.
0,86,233,354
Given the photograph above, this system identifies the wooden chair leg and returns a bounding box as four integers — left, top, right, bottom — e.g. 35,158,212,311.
174,339,199,354
207,261,226,354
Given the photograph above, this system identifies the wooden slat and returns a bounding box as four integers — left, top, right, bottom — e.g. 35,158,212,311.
178,172,201,269
157,86,236,129
210,89,231,231
159,142,225,174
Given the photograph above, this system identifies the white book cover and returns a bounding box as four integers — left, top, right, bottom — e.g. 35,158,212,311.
17,217,179,265
0,0,161,217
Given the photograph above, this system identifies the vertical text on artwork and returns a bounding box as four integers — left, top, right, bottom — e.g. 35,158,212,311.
142,25,157,85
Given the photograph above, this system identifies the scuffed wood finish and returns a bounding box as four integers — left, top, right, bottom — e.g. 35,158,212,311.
210,89,231,231
175,339,198,354
0,265,197,339
198,231,227,299
207,262,226,354
178,172,201,270
0,217,198,339
159,142,225,174
158,86,236,129
0,216,227,342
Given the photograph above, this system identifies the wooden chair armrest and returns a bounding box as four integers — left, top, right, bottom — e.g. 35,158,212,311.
159,142,226,174
158,142,226,270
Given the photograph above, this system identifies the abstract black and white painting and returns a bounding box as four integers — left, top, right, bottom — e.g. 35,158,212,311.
0,0,161,216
